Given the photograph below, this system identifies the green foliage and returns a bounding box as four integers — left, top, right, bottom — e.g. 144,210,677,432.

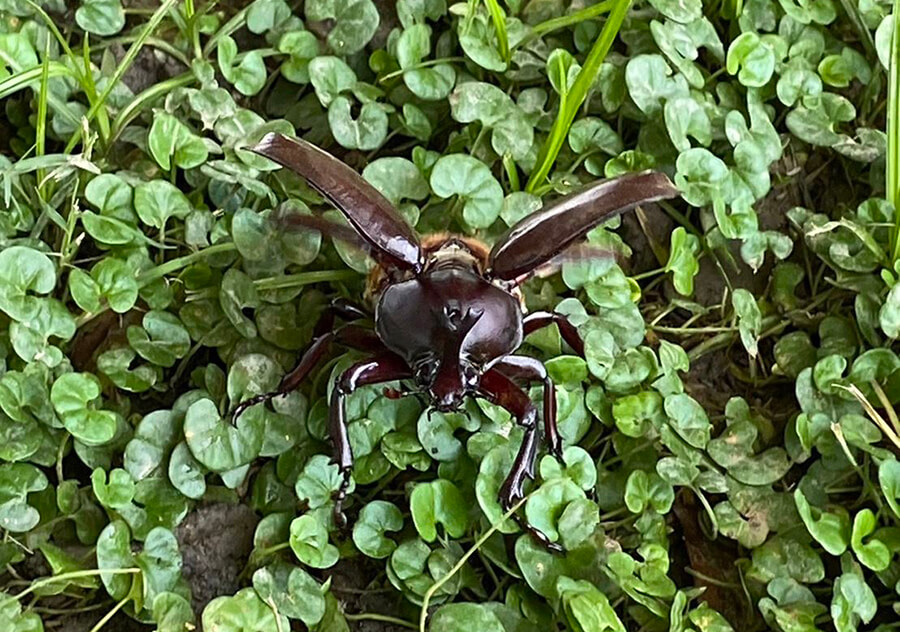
0,0,898,629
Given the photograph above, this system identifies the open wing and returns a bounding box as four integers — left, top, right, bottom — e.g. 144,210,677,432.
488,171,678,282
251,133,422,272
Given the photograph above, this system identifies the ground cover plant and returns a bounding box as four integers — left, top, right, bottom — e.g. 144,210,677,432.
2,0,900,630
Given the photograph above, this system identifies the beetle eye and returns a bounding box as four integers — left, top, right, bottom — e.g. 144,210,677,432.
413,358,438,388
461,362,480,388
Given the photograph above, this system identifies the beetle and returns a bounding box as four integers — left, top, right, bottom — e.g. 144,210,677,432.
232,132,678,550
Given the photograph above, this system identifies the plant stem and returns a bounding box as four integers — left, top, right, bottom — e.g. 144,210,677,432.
88,595,130,632
418,496,527,632
378,57,467,83
137,242,237,285
14,569,140,601
346,613,417,630
253,270,359,291
530,0,616,36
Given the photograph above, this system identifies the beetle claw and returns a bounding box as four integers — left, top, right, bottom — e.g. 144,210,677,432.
332,473,352,529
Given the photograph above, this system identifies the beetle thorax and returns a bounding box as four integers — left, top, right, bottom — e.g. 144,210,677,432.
372,236,525,411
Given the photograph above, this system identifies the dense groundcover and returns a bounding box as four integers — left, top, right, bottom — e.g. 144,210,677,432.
4,0,900,630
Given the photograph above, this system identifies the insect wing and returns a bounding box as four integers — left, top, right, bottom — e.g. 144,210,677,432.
488,171,679,281
251,133,423,271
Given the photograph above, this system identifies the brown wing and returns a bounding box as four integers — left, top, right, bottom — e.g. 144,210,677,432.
251,133,422,272
488,171,679,282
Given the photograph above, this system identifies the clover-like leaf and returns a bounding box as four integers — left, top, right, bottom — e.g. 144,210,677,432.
51,373,118,445
665,227,700,296
149,112,209,171
202,587,290,631
430,154,503,228
134,180,192,231
557,576,626,632
0,246,56,322
539,446,596,490
410,478,469,542
92,468,135,510
397,24,455,100
184,398,263,472
733,289,762,358
152,592,195,632
289,514,340,568
328,96,388,150
252,561,326,626
168,442,206,500
217,36,267,96
664,393,710,449
0,464,47,533
137,527,182,606
794,489,850,556
431,603,506,632
525,479,584,543
294,454,355,509
624,470,675,514
96,520,136,599
309,55,357,106
306,0,379,54
127,310,191,368
353,500,404,559
76,0,124,36
850,509,891,571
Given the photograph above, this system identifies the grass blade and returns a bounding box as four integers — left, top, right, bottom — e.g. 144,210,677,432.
484,0,510,63
526,0,633,193
64,0,179,154
890,0,900,263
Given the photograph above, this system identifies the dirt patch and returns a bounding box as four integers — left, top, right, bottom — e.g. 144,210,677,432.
58,611,152,632
671,490,761,630
324,557,411,632
176,502,259,617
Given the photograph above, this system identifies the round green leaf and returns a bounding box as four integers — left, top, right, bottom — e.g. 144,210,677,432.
51,373,118,445
289,514,340,568
252,561,327,626
184,398,263,472
410,478,469,542
0,246,56,322
134,180,192,230
202,587,290,631
328,96,388,150
353,500,404,559
0,463,48,533
430,154,503,228
76,0,124,36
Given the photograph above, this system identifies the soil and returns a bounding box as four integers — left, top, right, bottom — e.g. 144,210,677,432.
176,502,260,618
323,557,413,632
58,611,153,632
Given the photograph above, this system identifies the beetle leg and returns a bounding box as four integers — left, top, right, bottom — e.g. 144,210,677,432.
330,353,411,527
523,311,584,356
313,298,370,337
492,355,561,461
229,323,382,426
479,369,564,553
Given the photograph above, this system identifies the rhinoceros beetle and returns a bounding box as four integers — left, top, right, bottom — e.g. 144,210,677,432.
232,132,678,551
